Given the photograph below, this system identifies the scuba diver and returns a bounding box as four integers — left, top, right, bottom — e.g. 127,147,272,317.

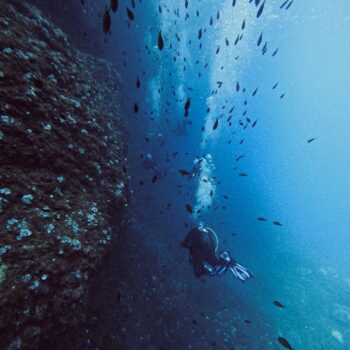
142,152,157,171
180,222,253,281
142,152,163,178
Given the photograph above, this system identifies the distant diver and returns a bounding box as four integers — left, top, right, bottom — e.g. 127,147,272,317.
143,152,158,171
180,222,253,281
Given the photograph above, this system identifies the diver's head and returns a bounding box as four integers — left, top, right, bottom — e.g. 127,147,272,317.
197,221,205,230
145,152,153,160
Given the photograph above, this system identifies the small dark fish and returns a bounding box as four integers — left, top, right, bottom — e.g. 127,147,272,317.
273,221,283,226
307,137,316,143
286,0,294,10
232,0,236,7
178,169,190,176
184,97,191,116
216,46,220,54
244,320,251,324
273,82,279,89
252,120,257,128
110,0,118,12
241,19,246,30
126,7,134,21
236,82,240,91
255,0,261,5
185,0,189,8
185,204,193,213
273,300,285,308
278,337,293,350
280,93,285,99
133,103,139,113
213,118,219,130
256,1,265,18
252,88,258,96
280,0,288,9
257,33,263,46
198,28,202,39
103,6,111,34
239,173,248,177
257,217,267,221
223,195,229,199
136,76,141,88
145,137,150,142
272,48,279,57
152,175,157,183
235,154,245,161
158,31,164,50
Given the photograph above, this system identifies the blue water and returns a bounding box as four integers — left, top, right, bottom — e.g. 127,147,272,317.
99,0,350,348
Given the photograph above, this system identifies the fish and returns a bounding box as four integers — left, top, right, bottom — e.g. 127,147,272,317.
252,88,258,96
185,204,193,213
252,120,257,127
110,0,118,12
257,33,263,46
136,76,141,88
273,221,283,226
225,38,229,46
198,28,202,39
273,300,285,308
278,337,293,350
307,137,316,143
185,0,189,8
178,169,190,176
256,1,265,18
239,173,248,177
103,6,111,33
133,103,139,113
158,31,164,50
257,217,267,221
286,0,294,10
223,195,229,199
126,7,134,21
152,175,157,183
280,0,288,8
213,118,219,130
235,155,245,161
273,82,279,89
272,48,279,57
232,0,236,7
216,46,220,54
236,82,240,91
244,320,251,324
280,93,285,99
184,97,191,116
241,19,246,30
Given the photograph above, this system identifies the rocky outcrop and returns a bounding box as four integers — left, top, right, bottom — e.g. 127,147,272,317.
0,1,129,348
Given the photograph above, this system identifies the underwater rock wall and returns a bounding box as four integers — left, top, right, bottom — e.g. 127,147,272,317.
0,1,129,348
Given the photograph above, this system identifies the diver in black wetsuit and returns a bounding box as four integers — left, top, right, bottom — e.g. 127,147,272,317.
180,222,253,281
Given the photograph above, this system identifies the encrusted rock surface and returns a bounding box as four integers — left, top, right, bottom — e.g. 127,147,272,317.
0,1,129,348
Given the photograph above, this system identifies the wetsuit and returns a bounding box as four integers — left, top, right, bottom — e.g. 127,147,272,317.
181,227,253,282
180,227,233,278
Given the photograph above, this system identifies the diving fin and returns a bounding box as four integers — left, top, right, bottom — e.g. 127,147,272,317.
230,262,253,282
